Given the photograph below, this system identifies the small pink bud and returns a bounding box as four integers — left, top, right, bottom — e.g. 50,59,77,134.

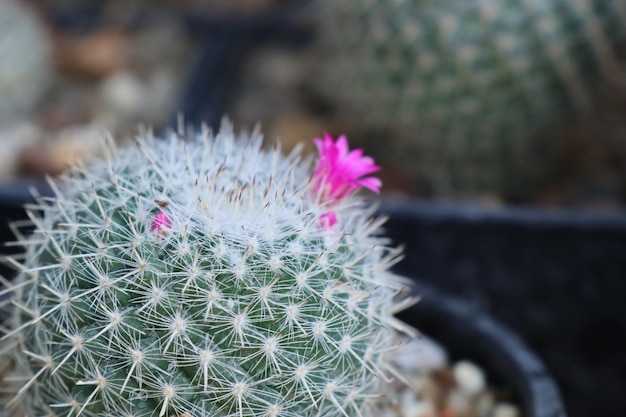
319,211,338,229
151,210,171,236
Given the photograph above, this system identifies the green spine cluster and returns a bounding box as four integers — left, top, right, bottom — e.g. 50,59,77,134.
3,124,408,417
315,0,625,194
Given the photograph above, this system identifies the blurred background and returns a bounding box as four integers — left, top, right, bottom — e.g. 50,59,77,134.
0,1,625,416
0,0,625,208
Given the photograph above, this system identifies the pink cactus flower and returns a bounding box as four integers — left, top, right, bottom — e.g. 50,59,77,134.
319,211,338,229
151,210,171,236
312,133,381,203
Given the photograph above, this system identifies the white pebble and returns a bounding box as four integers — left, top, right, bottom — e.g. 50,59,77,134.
49,125,105,169
99,72,144,115
448,389,472,415
404,401,436,417
453,361,486,395
394,336,448,373
493,403,520,417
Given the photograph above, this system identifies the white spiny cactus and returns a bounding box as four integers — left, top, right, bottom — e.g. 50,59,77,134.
1,123,412,417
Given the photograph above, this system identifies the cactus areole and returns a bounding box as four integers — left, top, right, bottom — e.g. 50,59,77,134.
4,124,411,417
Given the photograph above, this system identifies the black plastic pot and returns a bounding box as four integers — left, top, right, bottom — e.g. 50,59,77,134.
381,198,626,417
0,183,567,417
0,181,48,281
400,283,566,417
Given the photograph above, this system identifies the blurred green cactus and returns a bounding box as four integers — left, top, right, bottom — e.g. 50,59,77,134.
315,0,625,195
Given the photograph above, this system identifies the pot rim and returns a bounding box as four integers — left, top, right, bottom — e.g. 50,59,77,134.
378,197,626,231
402,282,567,417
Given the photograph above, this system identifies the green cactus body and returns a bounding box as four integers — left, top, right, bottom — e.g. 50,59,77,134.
316,0,625,193
0,0,51,122
4,125,407,416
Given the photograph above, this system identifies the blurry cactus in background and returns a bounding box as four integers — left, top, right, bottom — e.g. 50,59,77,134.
314,0,626,196
0,0,51,123
1,124,412,416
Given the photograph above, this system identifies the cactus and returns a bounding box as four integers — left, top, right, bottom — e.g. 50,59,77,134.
0,0,51,122
1,124,411,417
314,0,626,194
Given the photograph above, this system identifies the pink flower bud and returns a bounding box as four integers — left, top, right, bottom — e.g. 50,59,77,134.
319,211,338,229
151,210,171,236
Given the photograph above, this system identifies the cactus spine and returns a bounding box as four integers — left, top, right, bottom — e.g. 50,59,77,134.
315,0,626,194
2,124,409,417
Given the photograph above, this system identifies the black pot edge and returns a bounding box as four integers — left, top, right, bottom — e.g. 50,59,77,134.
404,282,567,417
0,180,51,208
377,197,626,231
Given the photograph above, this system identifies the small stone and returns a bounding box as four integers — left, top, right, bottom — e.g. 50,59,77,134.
492,403,520,417
404,401,436,417
394,335,448,373
447,389,472,416
434,368,456,393
99,72,144,116
453,361,486,396
48,125,106,174
0,123,40,178
54,30,127,79
439,406,456,417
17,143,55,177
